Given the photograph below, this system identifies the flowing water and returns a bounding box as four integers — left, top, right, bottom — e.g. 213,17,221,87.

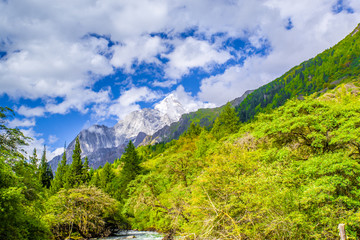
97,230,163,240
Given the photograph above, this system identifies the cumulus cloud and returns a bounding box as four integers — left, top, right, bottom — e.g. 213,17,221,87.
17,106,46,117
198,63,273,106
8,118,36,128
169,85,216,112
48,135,59,144
163,37,231,79
93,86,161,120
197,0,360,106
48,147,65,161
110,36,167,73
18,128,64,161
20,128,45,158
1,0,360,115
1,0,360,156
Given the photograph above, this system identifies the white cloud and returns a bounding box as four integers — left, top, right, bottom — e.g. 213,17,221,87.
0,0,359,128
20,128,45,159
198,63,273,106
8,118,36,128
163,37,231,79
152,79,178,88
48,147,65,161
197,0,360,106
0,37,113,99
169,85,216,112
93,86,161,120
48,135,59,144
110,36,167,73
44,88,111,115
19,128,64,161
17,106,46,117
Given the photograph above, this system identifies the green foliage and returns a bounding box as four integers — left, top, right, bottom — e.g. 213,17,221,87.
98,162,115,192
51,149,69,193
70,137,83,185
184,122,202,138
0,107,50,240
44,186,124,239
63,137,90,189
237,27,360,122
0,107,29,159
29,148,39,168
211,102,239,139
123,83,360,239
38,146,53,189
115,141,142,201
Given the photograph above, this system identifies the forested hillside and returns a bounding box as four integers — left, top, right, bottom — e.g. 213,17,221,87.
237,24,360,122
115,82,360,239
73,81,360,239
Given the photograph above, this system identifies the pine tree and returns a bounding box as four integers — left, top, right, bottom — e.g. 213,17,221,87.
29,148,38,168
91,171,100,187
69,137,83,187
211,102,239,139
186,122,202,137
99,162,115,193
51,147,68,193
82,156,90,184
38,145,53,188
117,141,142,199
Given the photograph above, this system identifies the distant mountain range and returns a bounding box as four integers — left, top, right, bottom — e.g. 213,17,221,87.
50,23,360,172
50,94,185,170
49,92,225,170
49,90,253,171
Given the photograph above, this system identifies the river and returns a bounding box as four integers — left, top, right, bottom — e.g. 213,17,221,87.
97,230,163,240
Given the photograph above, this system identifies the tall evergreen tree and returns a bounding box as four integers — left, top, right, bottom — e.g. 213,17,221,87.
68,137,83,187
82,156,90,184
186,122,202,137
51,147,68,193
99,162,115,193
29,148,38,168
38,145,53,189
117,141,142,199
211,102,239,139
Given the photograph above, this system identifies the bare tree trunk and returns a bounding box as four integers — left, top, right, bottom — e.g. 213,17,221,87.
338,224,346,240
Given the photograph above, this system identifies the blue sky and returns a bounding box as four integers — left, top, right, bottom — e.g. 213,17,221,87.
1,0,360,159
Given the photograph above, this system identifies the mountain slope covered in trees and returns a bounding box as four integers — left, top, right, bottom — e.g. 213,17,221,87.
119,82,360,239
237,23,360,122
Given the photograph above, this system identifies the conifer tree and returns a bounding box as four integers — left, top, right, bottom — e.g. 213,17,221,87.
82,156,90,184
118,141,142,199
99,162,115,192
29,148,38,168
211,102,239,139
91,171,100,187
51,147,68,192
186,122,202,137
69,137,83,187
38,145,53,188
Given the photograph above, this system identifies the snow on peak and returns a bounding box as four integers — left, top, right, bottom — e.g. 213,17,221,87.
155,94,186,122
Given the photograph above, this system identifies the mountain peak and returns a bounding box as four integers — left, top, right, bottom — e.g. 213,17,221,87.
155,94,186,122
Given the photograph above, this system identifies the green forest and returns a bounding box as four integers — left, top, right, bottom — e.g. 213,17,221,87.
2,26,360,240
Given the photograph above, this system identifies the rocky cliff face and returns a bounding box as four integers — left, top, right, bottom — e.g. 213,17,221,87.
49,90,252,171
49,94,187,171
140,90,254,146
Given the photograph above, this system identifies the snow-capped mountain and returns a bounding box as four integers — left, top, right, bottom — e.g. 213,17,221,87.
49,94,187,170
154,93,186,123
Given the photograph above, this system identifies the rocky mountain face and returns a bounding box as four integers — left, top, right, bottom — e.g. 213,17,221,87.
140,90,254,145
49,91,252,171
49,94,187,171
